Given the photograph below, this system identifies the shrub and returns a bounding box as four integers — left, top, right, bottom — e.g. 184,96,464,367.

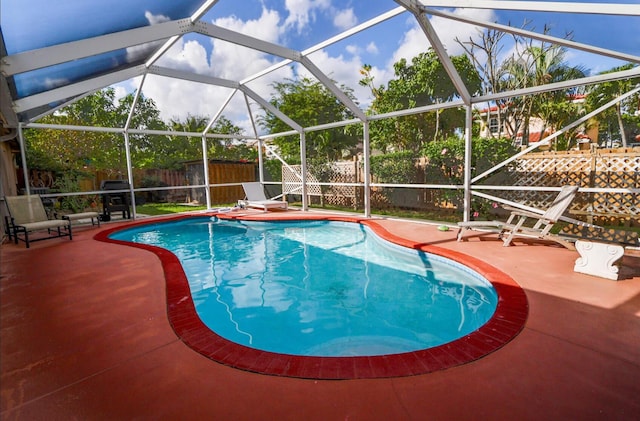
53,172,91,212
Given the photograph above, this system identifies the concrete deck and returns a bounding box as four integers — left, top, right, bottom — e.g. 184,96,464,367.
2,210,639,420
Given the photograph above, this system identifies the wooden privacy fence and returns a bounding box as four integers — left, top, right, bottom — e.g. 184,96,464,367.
76,161,256,205
82,169,186,192
184,160,256,204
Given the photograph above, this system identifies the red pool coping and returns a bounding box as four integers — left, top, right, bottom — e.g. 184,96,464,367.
94,213,528,379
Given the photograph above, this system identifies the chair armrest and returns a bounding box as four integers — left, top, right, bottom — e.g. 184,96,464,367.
508,209,554,222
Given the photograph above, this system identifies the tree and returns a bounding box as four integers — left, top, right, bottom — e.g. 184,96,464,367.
259,77,360,163
458,24,587,148
25,89,123,174
523,45,587,148
360,49,481,153
116,93,169,169
585,63,640,147
207,116,255,162
24,88,168,175
166,114,254,165
457,27,519,139
152,114,208,168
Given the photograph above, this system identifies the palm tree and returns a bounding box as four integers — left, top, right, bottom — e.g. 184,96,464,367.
502,43,586,149
585,63,639,147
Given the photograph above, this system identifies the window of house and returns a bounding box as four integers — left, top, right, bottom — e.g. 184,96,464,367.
489,118,501,134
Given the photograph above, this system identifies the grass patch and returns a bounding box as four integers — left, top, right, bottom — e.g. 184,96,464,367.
136,203,209,215
304,203,462,223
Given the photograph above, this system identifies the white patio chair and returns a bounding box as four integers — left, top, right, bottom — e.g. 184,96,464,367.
456,185,580,250
240,182,288,212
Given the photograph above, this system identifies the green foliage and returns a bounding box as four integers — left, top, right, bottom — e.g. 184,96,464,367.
24,88,167,173
361,49,481,153
470,137,519,174
23,146,67,172
25,92,251,174
421,136,516,181
421,137,465,183
259,77,360,162
422,136,517,217
165,115,252,168
138,176,169,202
586,63,640,146
263,159,283,182
498,43,587,148
370,151,419,184
52,172,92,212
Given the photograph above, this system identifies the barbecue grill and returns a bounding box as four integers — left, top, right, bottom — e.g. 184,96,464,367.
100,180,131,221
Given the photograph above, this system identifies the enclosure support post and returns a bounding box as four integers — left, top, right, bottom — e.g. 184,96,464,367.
300,132,308,211
17,124,30,195
122,131,137,219
462,105,473,222
122,75,147,220
363,120,371,218
201,135,211,209
257,138,265,184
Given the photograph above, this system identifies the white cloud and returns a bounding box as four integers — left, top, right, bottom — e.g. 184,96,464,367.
120,6,500,129
333,8,357,30
136,7,292,131
345,41,377,57
390,21,427,67
44,77,69,90
144,11,170,25
345,44,359,55
213,7,283,45
302,49,385,108
284,0,331,33
113,85,129,102
159,39,211,74
392,9,497,65
210,8,284,80
125,11,171,63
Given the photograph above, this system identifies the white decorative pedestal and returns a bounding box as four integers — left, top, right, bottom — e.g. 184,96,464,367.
573,240,625,281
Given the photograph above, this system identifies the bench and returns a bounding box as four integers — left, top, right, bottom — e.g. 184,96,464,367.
62,211,101,227
560,225,639,280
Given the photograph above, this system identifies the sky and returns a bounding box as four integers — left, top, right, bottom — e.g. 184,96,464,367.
2,0,639,132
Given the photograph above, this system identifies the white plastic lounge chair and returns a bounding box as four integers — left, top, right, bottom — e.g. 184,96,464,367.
456,185,579,250
240,182,288,212
4,195,72,248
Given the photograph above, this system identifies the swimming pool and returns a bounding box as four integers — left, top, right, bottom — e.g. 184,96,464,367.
97,214,528,379
109,217,497,357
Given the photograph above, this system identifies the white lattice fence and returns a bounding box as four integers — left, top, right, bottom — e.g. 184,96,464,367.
282,166,321,196
324,161,359,207
514,149,639,222
589,152,640,217
282,162,360,208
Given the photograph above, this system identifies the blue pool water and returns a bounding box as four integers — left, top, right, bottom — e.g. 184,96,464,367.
110,218,498,357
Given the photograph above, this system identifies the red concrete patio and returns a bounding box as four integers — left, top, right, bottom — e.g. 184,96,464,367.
2,210,639,420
